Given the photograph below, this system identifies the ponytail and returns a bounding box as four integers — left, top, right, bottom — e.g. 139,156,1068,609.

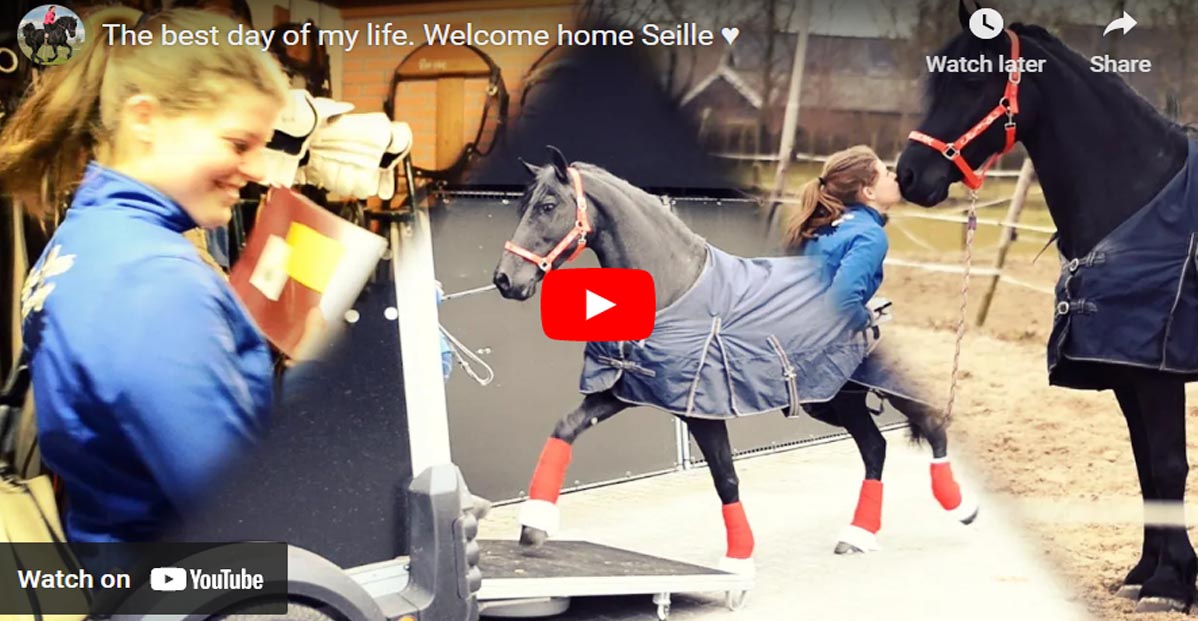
783,145,881,251
0,7,138,219
0,7,289,221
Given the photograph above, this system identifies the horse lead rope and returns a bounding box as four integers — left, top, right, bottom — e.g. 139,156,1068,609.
908,30,1023,423
443,283,498,301
945,191,979,422
439,324,495,386
435,283,500,386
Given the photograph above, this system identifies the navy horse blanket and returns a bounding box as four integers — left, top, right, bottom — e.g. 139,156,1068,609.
1049,140,1198,389
580,245,883,418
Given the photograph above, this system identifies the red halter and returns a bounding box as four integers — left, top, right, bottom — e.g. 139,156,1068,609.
503,167,593,272
908,29,1023,190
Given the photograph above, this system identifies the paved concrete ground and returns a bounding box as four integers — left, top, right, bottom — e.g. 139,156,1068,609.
476,429,1094,621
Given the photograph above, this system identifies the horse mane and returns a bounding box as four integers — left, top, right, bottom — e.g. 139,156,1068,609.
572,162,677,215
1018,23,1189,134
517,161,677,217
49,15,76,30
926,23,1189,137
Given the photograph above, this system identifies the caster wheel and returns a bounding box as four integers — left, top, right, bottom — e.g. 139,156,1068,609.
653,592,672,620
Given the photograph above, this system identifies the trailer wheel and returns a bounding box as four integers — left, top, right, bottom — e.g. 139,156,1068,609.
216,600,340,621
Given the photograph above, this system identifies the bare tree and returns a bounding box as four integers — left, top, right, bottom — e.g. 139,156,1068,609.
579,0,743,106
758,0,778,152
878,0,959,159
581,0,802,152
1144,0,1198,123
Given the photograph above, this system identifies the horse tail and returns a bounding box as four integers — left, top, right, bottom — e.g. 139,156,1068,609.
885,392,948,452
0,7,141,219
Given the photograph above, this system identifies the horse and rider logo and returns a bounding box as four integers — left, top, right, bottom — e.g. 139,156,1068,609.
18,5,84,66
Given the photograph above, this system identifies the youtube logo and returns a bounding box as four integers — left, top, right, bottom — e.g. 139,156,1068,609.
541,268,655,341
150,567,187,592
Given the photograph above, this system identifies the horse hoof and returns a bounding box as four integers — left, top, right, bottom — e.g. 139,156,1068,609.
1114,584,1141,600
517,499,560,539
1134,596,1187,613
947,491,980,525
834,525,880,555
519,525,548,548
834,542,867,555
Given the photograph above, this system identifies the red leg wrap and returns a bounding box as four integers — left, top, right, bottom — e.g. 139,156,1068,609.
931,461,963,511
722,502,755,559
851,479,884,533
528,438,572,503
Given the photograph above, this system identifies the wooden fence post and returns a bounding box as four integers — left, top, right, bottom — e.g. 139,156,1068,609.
975,158,1036,326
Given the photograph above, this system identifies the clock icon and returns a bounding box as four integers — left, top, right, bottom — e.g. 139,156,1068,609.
969,8,1004,40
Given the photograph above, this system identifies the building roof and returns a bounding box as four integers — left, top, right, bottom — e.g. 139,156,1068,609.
681,63,763,109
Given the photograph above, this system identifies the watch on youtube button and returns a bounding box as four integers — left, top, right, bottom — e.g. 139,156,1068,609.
541,268,655,341
150,567,186,592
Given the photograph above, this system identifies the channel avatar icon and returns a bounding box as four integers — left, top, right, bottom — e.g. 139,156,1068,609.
18,5,84,66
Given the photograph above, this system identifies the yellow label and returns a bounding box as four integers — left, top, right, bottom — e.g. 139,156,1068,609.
285,223,344,292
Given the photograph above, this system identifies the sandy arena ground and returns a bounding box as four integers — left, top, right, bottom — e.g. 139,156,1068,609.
882,246,1198,621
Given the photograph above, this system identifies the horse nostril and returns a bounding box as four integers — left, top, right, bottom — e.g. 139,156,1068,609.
494,271,511,292
898,167,915,190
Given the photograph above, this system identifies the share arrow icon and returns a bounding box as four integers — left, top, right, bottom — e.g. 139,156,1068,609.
1103,11,1137,36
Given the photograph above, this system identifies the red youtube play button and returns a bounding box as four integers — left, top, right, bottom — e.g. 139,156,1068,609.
541,268,655,341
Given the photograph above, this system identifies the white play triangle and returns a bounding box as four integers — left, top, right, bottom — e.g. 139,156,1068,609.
585,290,616,320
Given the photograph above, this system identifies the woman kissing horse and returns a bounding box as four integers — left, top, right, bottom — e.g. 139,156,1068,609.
899,1,1198,613
492,146,976,574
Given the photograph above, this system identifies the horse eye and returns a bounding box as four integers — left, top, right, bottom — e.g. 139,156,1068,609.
540,201,556,212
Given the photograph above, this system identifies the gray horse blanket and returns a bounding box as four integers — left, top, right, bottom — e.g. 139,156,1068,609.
1048,140,1198,389
580,245,879,418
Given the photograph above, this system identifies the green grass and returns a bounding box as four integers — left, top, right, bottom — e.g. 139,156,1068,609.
18,41,76,66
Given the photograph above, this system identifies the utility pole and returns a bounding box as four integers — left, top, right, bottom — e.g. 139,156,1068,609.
766,0,814,220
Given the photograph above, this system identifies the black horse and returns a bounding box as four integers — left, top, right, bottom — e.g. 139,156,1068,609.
899,1,1197,613
25,16,77,64
20,23,44,63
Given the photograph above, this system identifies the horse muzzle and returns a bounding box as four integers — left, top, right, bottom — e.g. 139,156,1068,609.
896,155,952,208
493,267,538,301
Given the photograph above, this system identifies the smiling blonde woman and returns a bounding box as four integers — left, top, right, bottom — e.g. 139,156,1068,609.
0,6,289,547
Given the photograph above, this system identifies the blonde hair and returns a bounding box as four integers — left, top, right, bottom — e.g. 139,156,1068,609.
783,145,881,251
0,7,290,219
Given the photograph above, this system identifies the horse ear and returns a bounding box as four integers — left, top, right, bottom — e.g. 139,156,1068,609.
958,0,982,32
518,157,539,178
546,145,569,182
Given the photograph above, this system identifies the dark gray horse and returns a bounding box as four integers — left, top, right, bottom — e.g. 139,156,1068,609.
25,16,77,64
20,23,44,63
493,147,977,573
898,1,1198,613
